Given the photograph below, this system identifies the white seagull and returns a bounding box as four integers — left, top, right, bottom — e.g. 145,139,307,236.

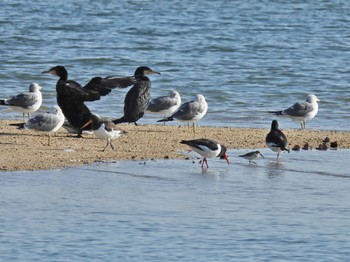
15,105,64,145
0,83,43,121
180,138,230,168
268,94,320,129
147,90,181,125
157,94,208,133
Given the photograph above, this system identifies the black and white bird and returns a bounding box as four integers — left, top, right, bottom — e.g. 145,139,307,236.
238,150,264,164
158,94,208,133
11,105,65,146
112,66,161,125
268,94,320,129
0,83,42,121
180,138,230,168
81,114,125,151
147,89,181,124
42,65,135,136
266,120,290,161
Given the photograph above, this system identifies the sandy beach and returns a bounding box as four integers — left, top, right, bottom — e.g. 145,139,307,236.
0,119,349,171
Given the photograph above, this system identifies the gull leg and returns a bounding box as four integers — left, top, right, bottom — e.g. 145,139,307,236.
48,134,51,146
27,112,30,120
22,112,25,122
204,158,209,168
163,114,166,126
102,140,110,151
110,140,115,151
192,122,196,134
201,158,209,168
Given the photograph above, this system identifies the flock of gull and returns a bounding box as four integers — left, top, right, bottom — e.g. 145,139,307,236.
0,65,320,168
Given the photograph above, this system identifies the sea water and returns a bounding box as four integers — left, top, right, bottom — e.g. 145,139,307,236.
0,149,350,261
1,0,350,130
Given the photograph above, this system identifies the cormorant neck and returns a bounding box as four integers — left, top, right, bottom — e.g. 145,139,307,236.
59,69,68,81
135,75,150,82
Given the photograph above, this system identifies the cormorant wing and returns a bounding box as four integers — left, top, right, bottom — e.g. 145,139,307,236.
83,76,137,96
61,80,101,102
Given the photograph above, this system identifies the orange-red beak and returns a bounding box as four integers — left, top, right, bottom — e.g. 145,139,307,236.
81,119,93,130
223,153,230,164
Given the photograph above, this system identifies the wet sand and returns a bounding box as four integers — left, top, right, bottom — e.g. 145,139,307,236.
0,119,349,171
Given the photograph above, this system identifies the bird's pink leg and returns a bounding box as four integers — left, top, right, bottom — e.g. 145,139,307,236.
204,158,209,168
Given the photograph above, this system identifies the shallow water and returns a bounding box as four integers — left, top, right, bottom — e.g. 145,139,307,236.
1,149,350,261
1,0,350,130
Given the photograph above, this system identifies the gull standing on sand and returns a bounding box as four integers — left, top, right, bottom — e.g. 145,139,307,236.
268,94,320,129
147,90,181,124
180,138,230,169
266,120,290,161
157,94,208,133
239,150,264,164
13,105,65,146
0,83,42,121
81,114,125,151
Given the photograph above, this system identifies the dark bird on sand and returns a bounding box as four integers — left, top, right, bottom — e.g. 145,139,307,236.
42,65,135,136
112,66,160,126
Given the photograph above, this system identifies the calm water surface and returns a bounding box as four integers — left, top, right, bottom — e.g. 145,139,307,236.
1,149,350,261
0,0,350,129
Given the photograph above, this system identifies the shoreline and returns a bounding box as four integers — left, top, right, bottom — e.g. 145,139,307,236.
0,119,349,172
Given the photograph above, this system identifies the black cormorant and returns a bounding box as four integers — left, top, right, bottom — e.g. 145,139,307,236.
112,66,160,125
42,65,135,136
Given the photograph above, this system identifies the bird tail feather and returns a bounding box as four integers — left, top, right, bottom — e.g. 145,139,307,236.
157,116,174,122
283,147,290,153
9,123,25,129
268,110,283,116
112,116,126,125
